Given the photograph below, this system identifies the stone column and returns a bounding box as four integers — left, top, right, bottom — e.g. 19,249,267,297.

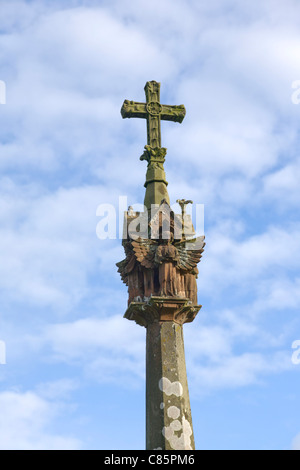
146,321,195,450
124,296,201,450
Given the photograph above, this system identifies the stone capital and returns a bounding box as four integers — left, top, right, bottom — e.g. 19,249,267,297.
124,296,201,327
140,145,167,165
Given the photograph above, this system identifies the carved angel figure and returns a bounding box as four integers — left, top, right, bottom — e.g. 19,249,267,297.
116,241,143,304
117,236,205,305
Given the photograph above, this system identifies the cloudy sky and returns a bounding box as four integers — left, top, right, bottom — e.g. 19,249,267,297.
0,0,300,450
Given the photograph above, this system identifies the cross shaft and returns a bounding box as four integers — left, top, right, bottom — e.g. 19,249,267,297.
121,81,186,148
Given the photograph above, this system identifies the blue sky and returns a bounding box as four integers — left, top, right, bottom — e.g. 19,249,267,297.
0,0,300,450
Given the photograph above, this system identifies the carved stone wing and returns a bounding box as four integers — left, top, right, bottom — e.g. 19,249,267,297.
175,236,205,271
116,258,129,285
132,238,157,269
116,242,136,285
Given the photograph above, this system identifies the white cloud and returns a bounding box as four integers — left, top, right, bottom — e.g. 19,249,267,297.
200,224,300,296
188,350,291,394
0,0,300,450
169,79,279,178
0,390,81,450
184,306,293,396
0,4,178,180
253,277,300,313
292,432,300,450
263,159,300,206
36,378,79,400
0,179,123,313
35,315,145,386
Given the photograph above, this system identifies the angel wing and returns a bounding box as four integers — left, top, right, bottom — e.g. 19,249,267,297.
116,258,129,285
116,241,136,285
175,236,205,271
131,238,158,269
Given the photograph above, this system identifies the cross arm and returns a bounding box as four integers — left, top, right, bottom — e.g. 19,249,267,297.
160,104,186,123
121,100,147,119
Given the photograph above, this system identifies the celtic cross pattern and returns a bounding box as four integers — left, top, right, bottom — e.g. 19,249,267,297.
121,81,186,149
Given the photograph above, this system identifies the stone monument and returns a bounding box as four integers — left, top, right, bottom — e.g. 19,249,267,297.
117,81,205,450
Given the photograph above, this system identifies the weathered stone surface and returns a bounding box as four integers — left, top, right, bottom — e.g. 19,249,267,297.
116,213,205,306
121,81,185,210
118,82,204,450
140,146,170,208
121,81,186,149
146,321,195,450
124,296,201,327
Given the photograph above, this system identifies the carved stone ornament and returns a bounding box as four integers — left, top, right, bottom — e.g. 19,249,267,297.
119,81,201,451
118,81,205,326
121,80,186,148
116,200,205,318
124,296,202,327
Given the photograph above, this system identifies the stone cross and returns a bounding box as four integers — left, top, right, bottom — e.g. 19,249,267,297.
118,82,205,450
121,81,186,209
121,80,186,148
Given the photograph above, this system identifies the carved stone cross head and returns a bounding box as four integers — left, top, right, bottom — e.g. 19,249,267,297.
121,81,186,149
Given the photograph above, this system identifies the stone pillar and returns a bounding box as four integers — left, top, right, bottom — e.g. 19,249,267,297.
146,321,195,450
124,296,201,450
140,146,170,210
